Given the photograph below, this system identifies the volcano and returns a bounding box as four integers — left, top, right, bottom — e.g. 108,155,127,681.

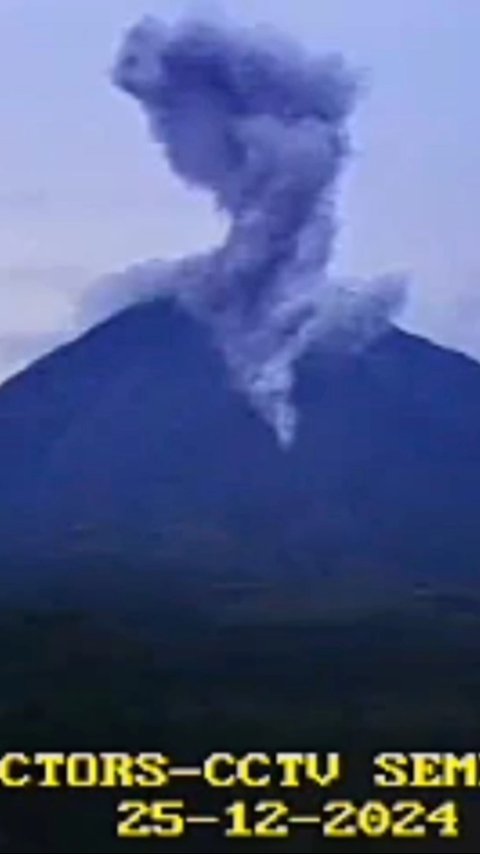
0,298,479,614
1,15,480,616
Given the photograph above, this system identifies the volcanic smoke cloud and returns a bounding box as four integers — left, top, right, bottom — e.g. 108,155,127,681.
87,15,404,446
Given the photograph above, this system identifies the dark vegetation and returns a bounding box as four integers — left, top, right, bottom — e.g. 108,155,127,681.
0,573,479,853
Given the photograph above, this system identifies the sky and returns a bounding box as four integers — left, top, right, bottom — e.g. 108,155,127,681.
1,0,480,382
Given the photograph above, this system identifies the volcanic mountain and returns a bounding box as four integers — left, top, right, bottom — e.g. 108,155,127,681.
0,298,479,614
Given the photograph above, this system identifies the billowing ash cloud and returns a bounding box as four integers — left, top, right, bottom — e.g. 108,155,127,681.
85,15,404,446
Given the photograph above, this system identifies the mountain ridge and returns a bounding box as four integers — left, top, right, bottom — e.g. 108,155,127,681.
1,298,479,610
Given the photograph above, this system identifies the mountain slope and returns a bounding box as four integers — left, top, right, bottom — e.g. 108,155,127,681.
0,298,479,608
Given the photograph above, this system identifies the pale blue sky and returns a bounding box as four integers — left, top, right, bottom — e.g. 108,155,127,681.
1,0,480,380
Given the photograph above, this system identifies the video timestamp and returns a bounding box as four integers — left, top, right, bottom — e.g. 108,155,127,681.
117,799,461,840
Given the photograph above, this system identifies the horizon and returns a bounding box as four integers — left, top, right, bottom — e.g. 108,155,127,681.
1,0,480,382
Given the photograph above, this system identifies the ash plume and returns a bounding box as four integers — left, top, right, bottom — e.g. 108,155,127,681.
86,15,404,446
